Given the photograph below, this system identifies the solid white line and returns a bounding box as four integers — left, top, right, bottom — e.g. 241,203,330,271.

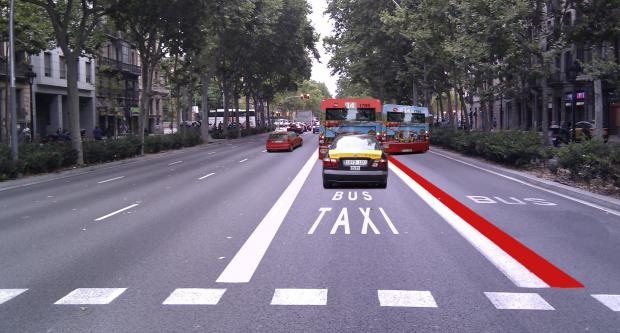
378,290,437,308
592,294,620,311
168,161,183,166
94,204,139,221
484,292,554,310
389,163,548,288
216,150,318,283
239,158,248,163
97,176,125,184
54,288,127,305
430,151,620,217
271,289,327,305
162,289,226,305
0,289,27,304
199,173,215,180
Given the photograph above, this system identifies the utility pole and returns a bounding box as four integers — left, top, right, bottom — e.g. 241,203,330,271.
8,0,18,162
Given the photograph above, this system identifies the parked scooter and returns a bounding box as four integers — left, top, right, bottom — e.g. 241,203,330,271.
549,124,569,147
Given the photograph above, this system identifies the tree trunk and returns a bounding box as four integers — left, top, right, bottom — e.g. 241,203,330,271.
139,63,153,155
222,81,229,137
594,79,604,140
541,77,550,144
267,101,271,127
245,93,251,132
446,90,453,127
201,72,211,142
412,79,419,106
234,94,240,137
457,87,469,129
438,93,444,122
65,52,84,165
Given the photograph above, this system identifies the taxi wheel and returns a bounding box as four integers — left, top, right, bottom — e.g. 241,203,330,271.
377,181,387,189
323,178,331,188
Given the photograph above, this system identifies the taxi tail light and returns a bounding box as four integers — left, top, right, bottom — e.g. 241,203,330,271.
323,157,338,168
372,158,388,169
319,133,325,145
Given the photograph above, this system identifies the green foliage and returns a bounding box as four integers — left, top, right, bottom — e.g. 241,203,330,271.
0,0,54,55
144,131,203,154
431,128,542,167
556,140,619,183
0,143,77,180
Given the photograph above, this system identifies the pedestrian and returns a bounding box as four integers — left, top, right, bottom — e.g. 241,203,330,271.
93,126,103,140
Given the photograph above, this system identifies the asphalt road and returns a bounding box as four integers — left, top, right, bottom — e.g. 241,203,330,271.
1,132,619,332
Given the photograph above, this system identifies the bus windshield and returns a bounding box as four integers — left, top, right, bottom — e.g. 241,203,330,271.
387,112,425,124
326,108,376,122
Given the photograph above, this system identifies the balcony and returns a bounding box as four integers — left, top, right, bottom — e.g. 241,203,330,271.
0,62,34,79
98,57,141,76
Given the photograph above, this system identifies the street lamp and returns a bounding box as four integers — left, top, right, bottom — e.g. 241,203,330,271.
26,68,37,139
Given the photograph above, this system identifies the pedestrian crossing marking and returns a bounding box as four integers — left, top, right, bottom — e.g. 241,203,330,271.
484,292,555,310
0,289,27,304
163,288,226,305
592,294,620,312
271,288,328,305
378,290,437,308
54,288,127,305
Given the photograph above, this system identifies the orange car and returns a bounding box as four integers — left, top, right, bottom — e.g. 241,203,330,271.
266,131,303,152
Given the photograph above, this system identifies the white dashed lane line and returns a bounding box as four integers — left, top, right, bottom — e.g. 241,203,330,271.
592,294,620,311
378,290,437,308
239,159,248,163
163,289,226,305
94,204,139,221
208,152,216,155
54,288,127,305
97,176,125,184
168,161,183,166
270,289,328,306
484,292,555,310
0,289,27,304
199,173,215,180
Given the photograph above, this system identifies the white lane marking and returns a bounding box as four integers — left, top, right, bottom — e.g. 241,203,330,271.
262,150,267,153
378,290,437,308
208,152,216,155
199,173,215,180
168,161,183,166
239,158,248,163
389,163,548,288
97,176,125,184
162,289,226,305
484,292,554,310
271,289,327,305
94,204,139,221
55,288,127,305
592,294,620,311
216,150,318,283
430,151,620,217
0,289,27,304
379,208,399,234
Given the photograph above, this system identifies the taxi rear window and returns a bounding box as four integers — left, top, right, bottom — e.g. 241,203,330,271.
332,136,381,151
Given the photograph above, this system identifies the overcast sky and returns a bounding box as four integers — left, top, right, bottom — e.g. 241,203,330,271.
309,0,337,97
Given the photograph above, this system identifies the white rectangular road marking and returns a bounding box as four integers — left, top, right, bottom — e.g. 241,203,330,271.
97,176,125,184
378,290,437,308
262,150,267,153
163,289,226,305
431,151,620,217
216,150,318,283
168,161,183,166
199,173,216,180
271,289,327,305
239,158,248,163
0,289,27,304
592,294,620,311
55,288,127,305
484,292,554,310
208,151,216,155
94,204,139,221
389,163,548,288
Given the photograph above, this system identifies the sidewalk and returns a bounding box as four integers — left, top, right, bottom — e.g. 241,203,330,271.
430,147,620,213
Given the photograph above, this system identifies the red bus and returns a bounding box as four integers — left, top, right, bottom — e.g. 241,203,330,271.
318,98,383,159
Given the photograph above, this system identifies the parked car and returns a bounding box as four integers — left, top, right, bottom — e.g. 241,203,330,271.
322,134,388,188
266,131,303,152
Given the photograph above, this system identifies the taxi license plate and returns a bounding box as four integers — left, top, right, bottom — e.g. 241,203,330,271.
350,166,361,171
343,160,367,166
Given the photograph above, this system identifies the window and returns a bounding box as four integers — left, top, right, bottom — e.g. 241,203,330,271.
59,56,66,79
86,62,92,83
44,52,52,77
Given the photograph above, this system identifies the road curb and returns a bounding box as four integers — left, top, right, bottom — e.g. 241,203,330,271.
0,138,240,192
429,147,620,213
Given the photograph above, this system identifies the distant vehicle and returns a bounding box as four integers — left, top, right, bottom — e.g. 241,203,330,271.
319,98,383,159
381,104,430,153
322,134,388,188
312,125,320,134
266,131,303,152
287,123,304,134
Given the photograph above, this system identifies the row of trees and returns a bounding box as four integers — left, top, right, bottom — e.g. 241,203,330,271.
325,0,620,139
3,0,318,164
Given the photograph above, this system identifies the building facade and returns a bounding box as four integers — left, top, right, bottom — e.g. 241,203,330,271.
30,48,96,138
0,49,35,142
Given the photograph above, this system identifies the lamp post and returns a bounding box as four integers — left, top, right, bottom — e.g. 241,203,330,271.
26,68,37,139
8,0,18,161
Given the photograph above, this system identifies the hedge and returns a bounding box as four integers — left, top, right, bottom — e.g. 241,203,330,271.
555,140,620,185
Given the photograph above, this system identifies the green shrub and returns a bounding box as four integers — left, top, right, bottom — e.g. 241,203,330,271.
430,128,542,166
556,140,613,182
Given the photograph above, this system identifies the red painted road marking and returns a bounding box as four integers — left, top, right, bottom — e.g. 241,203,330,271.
389,156,584,289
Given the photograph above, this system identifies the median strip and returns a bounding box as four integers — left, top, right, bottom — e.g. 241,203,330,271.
94,204,139,221
389,156,583,289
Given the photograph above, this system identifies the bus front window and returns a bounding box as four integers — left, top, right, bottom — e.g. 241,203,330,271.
387,112,405,122
325,108,376,121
